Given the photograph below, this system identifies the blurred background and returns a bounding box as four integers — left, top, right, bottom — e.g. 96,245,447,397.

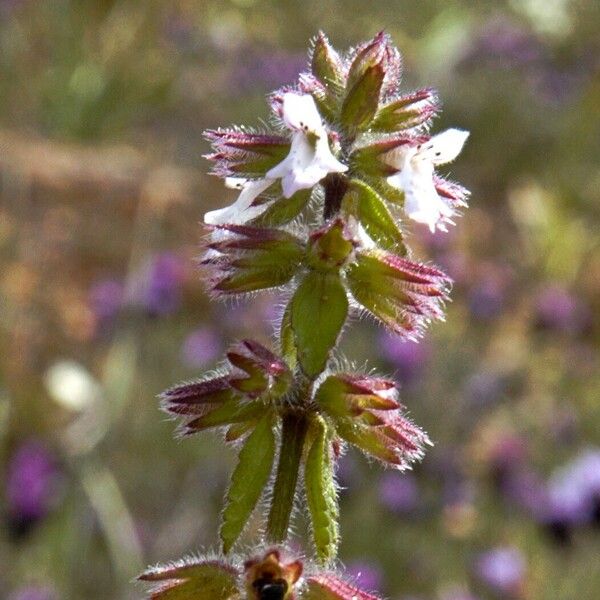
1,1,599,599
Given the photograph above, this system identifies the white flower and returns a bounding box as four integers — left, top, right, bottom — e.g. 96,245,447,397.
204,177,274,225
267,93,347,198
45,360,102,412
386,128,469,233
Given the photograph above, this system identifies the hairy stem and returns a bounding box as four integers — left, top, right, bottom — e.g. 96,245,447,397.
323,173,349,220
266,412,309,542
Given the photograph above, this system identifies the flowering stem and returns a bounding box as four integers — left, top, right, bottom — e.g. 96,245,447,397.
266,412,309,543
322,173,348,220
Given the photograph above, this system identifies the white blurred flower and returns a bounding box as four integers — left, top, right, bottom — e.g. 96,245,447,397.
267,93,347,198
44,360,101,412
386,129,469,233
204,177,274,225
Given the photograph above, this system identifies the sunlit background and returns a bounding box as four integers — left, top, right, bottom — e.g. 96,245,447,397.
1,1,600,599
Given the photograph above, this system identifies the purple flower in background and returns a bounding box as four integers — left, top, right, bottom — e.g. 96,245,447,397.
468,276,505,321
136,252,186,316
460,16,543,69
502,468,546,516
534,284,589,334
474,547,525,596
6,441,61,536
8,586,57,600
540,448,600,537
378,333,430,385
437,251,469,285
378,472,419,514
229,47,307,93
89,278,124,324
180,326,222,369
346,560,384,593
464,372,505,409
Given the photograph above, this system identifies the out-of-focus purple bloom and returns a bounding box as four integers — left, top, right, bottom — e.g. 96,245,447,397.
488,435,527,474
437,251,469,285
541,449,600,529
501,468,546,516
428,447,472,507
464,372,505,409
8,586,57,600
378,333,430,385
460,16,543,69
473,547,525,596
6,441,61,536
229,47,307,92
378,472,419,514
136,252,186,316
468,276,505,320
180,326,222,369
89,278,124,323
346,560,384,593
534,284,590,334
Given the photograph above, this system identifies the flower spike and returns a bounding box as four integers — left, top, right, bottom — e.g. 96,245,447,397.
147,30,472,579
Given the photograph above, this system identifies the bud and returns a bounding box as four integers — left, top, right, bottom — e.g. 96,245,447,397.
202,225,304,295
335,410,430,470
139,547,386,600
160,339,291,436
310,31,346,92
341,32,400,133
244,549,303,600
139,556,239,599
315,374,400,417
346,32,395,92
306,219,355,271
371,88,438,133
345,250,451,338
227,339,292,396
307,32,346,122
343,179,406,253
313,373,429,470
305,574,382,600
204,130,290,178
350,134,428,177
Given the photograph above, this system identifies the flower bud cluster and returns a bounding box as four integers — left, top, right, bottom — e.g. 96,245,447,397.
140,547,383,600
145,30,471,594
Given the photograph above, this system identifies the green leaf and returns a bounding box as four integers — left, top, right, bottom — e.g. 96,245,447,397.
224,420,256,442
139,559,238,599
253,187,311,226
304,575,381,600
280,302,297,370
311,31,345,91
343,281,415,335
290,271,348,377
347,179,406,253
220,412,276,553
335,418,401,466
186,399,265,432
340,65,384,134
305,417,339,564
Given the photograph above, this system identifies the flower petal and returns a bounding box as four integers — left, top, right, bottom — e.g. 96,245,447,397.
416,128,469,165
281,92,324,133
204,179,274,225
